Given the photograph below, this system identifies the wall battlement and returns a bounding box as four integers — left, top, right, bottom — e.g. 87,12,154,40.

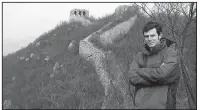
69,9,91,26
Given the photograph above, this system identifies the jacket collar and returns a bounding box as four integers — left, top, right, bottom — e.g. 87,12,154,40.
141,38,174,55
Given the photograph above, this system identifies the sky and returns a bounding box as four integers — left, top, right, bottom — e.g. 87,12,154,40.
3,3,132,56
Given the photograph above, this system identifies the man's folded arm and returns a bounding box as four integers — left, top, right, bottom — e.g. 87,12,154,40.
127,53,155,86
131,48,179,85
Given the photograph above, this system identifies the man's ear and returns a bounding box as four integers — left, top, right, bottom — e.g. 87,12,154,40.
159,33,162,39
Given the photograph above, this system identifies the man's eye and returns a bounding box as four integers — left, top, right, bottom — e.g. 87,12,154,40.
144,35,149,38
150,35,155,37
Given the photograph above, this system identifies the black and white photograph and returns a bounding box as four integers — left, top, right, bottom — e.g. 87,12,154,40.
2,2,197,109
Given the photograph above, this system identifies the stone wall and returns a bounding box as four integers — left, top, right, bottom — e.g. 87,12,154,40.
78,15,137,109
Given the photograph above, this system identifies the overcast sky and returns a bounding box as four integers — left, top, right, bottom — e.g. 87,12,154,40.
2,2,196,56
3,3,132,56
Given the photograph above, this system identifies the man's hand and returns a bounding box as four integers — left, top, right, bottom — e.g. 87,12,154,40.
127,70,140,83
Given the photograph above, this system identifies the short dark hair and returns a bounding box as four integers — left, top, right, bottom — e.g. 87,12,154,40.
142,21,162,36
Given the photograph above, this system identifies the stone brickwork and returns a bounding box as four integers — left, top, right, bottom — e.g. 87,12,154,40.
79,15,137,109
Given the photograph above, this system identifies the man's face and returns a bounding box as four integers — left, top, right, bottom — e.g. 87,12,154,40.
144,28,162,48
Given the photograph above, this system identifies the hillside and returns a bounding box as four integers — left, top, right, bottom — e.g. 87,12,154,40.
3,5,196,109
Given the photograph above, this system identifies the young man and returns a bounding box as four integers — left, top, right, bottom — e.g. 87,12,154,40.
127,21,180,109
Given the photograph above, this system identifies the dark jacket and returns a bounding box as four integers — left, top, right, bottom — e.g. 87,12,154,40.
127,38,180,109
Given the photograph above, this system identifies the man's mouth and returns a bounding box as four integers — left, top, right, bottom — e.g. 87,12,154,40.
148,42,154,44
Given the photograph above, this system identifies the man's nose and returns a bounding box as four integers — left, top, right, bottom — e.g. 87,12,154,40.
147,36,152,40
